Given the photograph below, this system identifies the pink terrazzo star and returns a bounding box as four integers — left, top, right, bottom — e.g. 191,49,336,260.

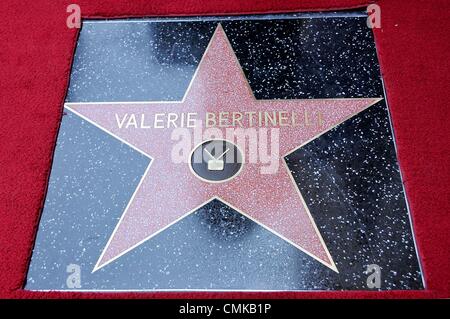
66,24,381,272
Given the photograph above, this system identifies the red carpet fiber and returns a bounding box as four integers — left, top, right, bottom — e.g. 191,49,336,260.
0,0,449,298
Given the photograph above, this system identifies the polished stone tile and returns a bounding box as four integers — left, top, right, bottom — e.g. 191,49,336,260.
26,12,423,291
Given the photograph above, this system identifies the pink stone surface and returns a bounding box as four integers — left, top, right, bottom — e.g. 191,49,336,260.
68,25,380,272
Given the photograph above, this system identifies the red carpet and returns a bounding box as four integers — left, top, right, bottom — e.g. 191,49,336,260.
0,0,448,298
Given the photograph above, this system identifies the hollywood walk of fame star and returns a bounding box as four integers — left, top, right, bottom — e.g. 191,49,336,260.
65,24,381,272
